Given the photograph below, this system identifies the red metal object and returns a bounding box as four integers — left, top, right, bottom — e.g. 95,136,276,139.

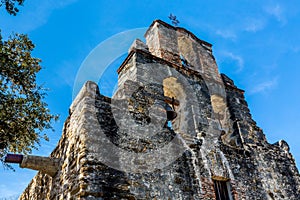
4,154,23,164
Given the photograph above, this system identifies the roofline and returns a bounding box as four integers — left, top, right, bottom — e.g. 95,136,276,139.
144,19,212,48
117,49,209,82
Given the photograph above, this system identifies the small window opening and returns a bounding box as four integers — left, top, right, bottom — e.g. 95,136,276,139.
180,54,189,67
167,121,173,129
213,180,233,200
165,101,176,130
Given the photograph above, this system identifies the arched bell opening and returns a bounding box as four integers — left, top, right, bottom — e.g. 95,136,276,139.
162,77,186,131
165,99,177,121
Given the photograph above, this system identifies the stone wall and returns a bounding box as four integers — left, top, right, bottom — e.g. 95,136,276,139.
19,20,300,200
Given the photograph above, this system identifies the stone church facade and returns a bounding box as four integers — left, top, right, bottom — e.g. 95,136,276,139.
17,20,300,199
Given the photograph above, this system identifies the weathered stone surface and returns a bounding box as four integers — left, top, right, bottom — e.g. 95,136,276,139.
20,155,60,177
19,20,300,200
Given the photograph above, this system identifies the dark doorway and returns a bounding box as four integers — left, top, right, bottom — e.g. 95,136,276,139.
213,180,232,200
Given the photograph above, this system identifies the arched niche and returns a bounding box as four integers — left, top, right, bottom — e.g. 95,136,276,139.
162,76,186,131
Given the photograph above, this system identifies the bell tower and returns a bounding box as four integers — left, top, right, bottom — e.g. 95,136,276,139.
116,20,229,148
144,20,229,132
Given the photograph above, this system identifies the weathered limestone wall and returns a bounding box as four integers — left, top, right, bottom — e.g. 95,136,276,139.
19,20,300,200
145,21,181,65
19,81,102,199
219,141,300,200
221,74,266,147
220,74,300,199
19,77,213,199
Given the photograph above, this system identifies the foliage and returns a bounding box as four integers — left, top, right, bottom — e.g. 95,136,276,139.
0,0,24,15
0,32,58,166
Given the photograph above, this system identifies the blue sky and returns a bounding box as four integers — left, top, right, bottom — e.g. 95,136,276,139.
1,0,300,197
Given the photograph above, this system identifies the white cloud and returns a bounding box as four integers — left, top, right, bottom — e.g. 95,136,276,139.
0,170,37,198
0,184,20,198
244,18,265,32
0,0,79,37
0,195,19,200
291,46,300,53
222,51,244,72
250,77,278,94
265,4,286,24
54,0,79,8
55,60,77,88
216,29,237,40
